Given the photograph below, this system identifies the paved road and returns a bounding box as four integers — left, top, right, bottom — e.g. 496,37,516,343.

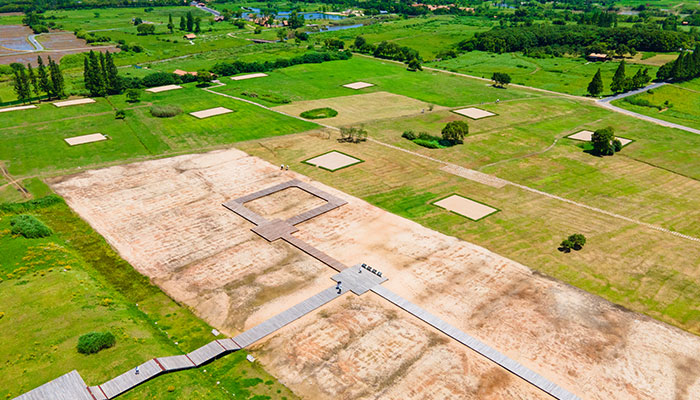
27,35,44,51
190,1,221,16
595,82,700,135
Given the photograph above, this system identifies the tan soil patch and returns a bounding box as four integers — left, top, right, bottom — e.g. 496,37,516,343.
453,107,496,119
0,105,36,113
231,73,268,81
274,91,446,126
568,130,633,146
304,151,362,171
342,81,374,90
53,98,95,107
50,148,700,400
64,133,107,146
244,187,327,221
145,84,182,93
189,106,233,119
434,194,498,220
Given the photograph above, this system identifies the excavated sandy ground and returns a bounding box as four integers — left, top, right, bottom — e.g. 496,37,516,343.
50,148,700,400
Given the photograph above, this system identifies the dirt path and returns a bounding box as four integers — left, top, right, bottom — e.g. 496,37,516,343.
0,163,30,199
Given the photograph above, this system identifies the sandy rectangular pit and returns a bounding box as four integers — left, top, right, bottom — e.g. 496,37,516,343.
189,107,233,119
342,81,374,90
433,194,498,221
231,73,268,81
0,105,36,113
145,84,183,93
49,148,700,400
567,130,633,146
53,98,95,107
453,107,496,119
303,151,362,171
64,133,108,146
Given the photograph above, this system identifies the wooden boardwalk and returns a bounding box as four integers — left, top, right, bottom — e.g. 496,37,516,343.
14,370,94,400
371,285,581,400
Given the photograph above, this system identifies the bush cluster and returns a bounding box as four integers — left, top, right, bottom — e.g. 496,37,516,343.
300,107,338,119
241,92,290,104
10,214,52,238
211,51,351,77
77,332,116,354
560,233,586,252
150,105,182,118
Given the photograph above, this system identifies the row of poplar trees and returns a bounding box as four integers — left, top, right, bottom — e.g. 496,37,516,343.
12,56,65,104
83,50,121,97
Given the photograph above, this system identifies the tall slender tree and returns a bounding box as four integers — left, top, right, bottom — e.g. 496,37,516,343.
179,15,186,31
167,14,174,33
104,51,121,95
610,60,627,94
12,68,32,104
26,63,39,97
186,11,194,32
83,56,94,95
47,56,65,99
36,56,50,96
587,68,604,97
86,51,106,97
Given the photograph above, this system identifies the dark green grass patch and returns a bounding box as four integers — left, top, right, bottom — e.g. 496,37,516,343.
77,332,116,354
300,107,338,119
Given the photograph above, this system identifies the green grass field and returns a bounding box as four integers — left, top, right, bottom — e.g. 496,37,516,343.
0,83,316,176
612,80,700,130
0,196,296,399
430,51,660,97
214,55,539,107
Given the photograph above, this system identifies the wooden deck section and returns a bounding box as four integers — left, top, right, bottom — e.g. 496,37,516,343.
282,235,346,272
251,219,299,242
14,370,94,400
233,286,342,348
155,355,196,371
331,264,387,295
99,359,163,399
371,285,581,400
187,341,228,366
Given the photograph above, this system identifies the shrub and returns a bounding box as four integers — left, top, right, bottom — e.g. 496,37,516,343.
413,139,443,149
240,91,290,104
125,88,141,103
300,107,338,119
560,233,586,252
115,109,126,119
10,215,52,238
441,121,468,144
150,105,182,118
77,332,116,354
612,138,623,152
401,130,416,140
141,71,176,88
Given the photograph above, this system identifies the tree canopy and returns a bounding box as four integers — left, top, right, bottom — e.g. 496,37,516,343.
441,121,469,144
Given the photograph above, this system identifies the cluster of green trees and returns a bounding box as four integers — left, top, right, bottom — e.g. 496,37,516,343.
22,11,53,33
12,56,65,103
83,50,120,97
401,121,468,149
656,45,700,82
179,11,201,33
560,233,586,252
210,51,351,77
461,24,692,54
353,36,422,69
492,72,511,87
587,62,651,96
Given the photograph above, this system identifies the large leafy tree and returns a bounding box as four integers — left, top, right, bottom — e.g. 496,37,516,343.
441,121,469,144
591,126,616,156
492,72,511,87
587,68,603,97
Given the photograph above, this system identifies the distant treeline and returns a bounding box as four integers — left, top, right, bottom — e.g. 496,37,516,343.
460,24,694,54
0,0,182,12
210,51,351,77
657,45,700,82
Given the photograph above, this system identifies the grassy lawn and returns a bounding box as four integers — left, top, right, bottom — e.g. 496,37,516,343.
214,55,540,108
0,84,316,177
612,80,700,130
316,16,494,60
236,128,700,336
0,196,296,400
430,51,659,97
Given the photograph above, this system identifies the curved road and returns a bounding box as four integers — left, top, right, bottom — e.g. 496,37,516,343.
27,34,44,51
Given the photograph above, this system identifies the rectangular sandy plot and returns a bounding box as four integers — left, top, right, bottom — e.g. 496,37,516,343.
567,130,632,146
343,81,374,90
64,133,108,146
433,194,498,221
0,105,36,113
231,73,268,81
189,107,233,119
53,98,95,107
303,151,362,171
145,84,183,93
453,107,496,119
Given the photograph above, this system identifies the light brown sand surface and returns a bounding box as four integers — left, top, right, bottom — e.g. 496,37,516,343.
453,107,496,119
304,151,362,171
50,148,700,400
64,133,107,146
433,194,498,220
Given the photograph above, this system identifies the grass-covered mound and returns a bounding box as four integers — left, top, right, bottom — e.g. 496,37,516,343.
10,215,52,238
77,331,116,354
150,105,183,118
241,91,291,104
300,107,338,119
